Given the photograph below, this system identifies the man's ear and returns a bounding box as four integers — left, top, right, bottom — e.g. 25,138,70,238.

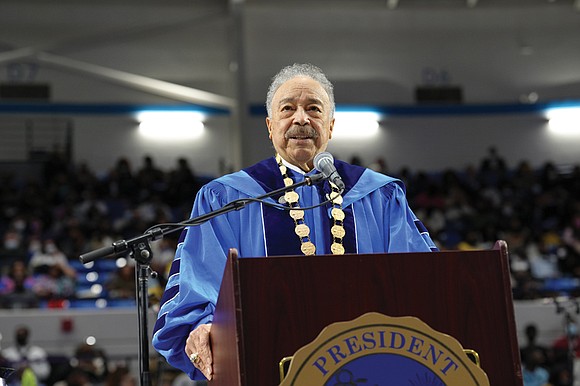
328,117,335,139
266,117,273,139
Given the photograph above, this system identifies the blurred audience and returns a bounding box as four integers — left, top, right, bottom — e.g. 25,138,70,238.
0,150,579,307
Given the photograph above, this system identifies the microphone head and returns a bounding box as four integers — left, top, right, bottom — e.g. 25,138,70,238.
314,151,334,171
314,151,345,191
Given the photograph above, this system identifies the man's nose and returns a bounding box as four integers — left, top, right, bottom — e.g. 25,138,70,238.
292,108,310,125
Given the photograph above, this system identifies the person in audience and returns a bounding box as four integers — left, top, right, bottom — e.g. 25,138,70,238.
103,365,137,386
25,238,76,303
69,342,109,385
522,347,551,386
104,260,136,300
137,155,166,199
1,325,51,384
521,323,552,371
32,262,77,303
28,238,75,276
479,146,507,187
0,260,39,309
166,157,201,210
0,226,30,283
107,157,138,202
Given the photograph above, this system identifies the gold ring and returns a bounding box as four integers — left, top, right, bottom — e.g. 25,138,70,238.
189,352,200,364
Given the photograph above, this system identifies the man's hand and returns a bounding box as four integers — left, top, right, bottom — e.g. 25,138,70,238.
185,323,213,380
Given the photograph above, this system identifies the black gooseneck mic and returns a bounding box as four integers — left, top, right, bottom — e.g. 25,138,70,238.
314,151,345,191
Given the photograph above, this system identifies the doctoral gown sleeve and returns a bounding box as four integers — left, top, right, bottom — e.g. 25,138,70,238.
381,182,438,252
152,181,241,380
346,169,438,254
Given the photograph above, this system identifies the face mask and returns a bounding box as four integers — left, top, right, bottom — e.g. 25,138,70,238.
569,323,578,336
4,239,19,250
13,220,26,231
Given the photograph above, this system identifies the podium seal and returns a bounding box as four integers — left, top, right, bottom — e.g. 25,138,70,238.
279,312,489,386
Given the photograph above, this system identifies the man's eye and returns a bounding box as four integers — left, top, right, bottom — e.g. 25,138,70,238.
309,106,322,112
281,106,294,111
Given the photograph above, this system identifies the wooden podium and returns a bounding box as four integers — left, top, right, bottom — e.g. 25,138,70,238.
210,241,523,385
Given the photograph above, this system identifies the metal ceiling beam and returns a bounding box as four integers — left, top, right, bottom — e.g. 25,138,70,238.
2,50,235,109
0,47,37,63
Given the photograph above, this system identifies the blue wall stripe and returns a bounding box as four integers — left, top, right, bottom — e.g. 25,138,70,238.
0,100,579,116
0,102,229,115
250,99,580,117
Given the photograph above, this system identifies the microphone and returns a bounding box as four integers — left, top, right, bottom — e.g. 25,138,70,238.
314,152,345,191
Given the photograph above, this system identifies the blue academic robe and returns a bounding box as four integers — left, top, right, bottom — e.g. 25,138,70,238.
152,157,437,380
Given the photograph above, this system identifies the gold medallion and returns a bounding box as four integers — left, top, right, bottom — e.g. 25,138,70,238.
331,242,345,255
331,208,345,221
284,191,299,204
295,223,310,238
276,153,346,256
289,209,305,220
331,225,346,238
329,193,343,205
301,241,316,255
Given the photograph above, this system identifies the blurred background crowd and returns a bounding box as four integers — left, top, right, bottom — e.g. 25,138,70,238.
1,148,580,308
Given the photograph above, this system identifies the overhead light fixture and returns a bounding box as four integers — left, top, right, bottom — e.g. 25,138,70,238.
332,111,380,139
546,107,580,135
386,0,399,10
136,110,205,140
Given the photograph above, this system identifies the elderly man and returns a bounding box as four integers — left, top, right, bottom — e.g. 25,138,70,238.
152,63,437,381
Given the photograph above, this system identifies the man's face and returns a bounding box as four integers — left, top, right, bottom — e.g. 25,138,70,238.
266,76,334,171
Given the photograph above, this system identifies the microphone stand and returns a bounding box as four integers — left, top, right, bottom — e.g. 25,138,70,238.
78,173,326,386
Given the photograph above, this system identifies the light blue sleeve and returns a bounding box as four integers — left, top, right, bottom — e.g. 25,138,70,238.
382,182,438,252
352,178,437,254
152,174,269,380
152,182,241,380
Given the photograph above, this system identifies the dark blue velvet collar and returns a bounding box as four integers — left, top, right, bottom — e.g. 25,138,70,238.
243,157,365,256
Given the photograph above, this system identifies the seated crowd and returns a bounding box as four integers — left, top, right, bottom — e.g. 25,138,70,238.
1,150,580,310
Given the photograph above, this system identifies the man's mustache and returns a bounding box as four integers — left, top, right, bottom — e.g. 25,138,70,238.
285,126,319,140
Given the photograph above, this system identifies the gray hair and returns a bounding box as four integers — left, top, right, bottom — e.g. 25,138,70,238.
266,63,335,118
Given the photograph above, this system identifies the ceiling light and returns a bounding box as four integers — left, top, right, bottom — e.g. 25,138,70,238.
466,0,478,8
332,112,380,139
546,107,580,135
386,0,399,10
137,111,205,140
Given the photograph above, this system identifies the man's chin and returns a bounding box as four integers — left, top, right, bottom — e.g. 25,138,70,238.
285,149,317,170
